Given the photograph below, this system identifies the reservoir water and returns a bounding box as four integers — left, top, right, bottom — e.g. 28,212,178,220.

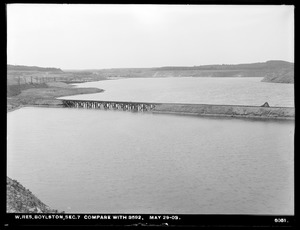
59,77,294,107
7,106,294,214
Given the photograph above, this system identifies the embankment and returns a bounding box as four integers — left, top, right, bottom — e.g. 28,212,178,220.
60,99,294,120
7,177,61,213
151,103,295,120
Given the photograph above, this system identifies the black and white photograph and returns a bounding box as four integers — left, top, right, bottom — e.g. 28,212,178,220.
5,3,294,227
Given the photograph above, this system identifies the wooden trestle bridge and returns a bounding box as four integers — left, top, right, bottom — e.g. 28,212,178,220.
60,99,295,119
61,99,157,112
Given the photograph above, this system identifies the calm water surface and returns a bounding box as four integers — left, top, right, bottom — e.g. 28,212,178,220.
59,77,294,107
7,107,294,214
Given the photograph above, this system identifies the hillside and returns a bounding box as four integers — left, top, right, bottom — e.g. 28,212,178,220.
7,63,106,111
7,177,60,213
91,60,294,83
261,67,294,83
7,64,107,86
153,60,293,71
7,60,294,84
7,64,63,73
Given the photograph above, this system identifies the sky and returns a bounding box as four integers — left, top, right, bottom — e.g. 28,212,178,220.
7,4,294,70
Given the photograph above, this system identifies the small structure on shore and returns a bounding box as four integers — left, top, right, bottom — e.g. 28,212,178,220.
261,102,270,107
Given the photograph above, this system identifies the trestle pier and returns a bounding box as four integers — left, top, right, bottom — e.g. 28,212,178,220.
61,99,157,112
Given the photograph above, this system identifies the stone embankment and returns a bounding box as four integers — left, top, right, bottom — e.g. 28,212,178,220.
7,177,61,213
151,103,295,120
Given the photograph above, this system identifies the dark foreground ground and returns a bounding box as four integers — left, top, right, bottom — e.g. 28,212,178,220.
7,177,62,213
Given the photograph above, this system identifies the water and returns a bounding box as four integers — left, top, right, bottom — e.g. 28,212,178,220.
7,107,294,214
59,77,294,107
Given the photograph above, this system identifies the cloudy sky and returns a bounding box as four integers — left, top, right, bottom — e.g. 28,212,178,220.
7,4,294,70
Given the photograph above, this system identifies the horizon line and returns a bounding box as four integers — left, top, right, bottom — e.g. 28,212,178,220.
7,59,294,71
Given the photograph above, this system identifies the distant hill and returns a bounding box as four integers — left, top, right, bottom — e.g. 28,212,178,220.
152,60,294,82
7,61,294,83
260,61,294,83
7,64,107,86
154,60,293,71
91,60,294,83
7,64,63,73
